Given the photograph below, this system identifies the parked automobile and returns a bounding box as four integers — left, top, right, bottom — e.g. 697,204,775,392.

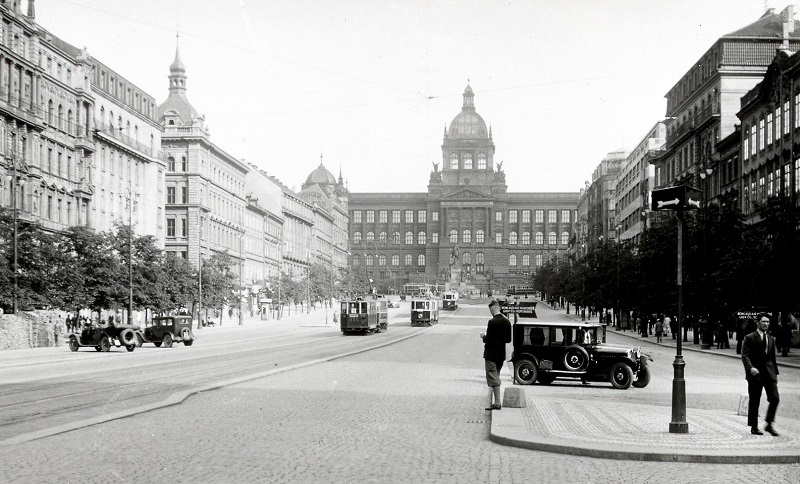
135,315,195,348
511,320,651,389
68,323,139,352
387,301,401,308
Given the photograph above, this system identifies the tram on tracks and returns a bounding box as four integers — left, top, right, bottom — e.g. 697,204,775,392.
340,297,388,334
411,296,440,327
442,290,458,310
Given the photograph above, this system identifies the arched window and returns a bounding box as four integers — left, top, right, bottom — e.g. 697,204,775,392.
462,229,471,243
478,153,487,169
509,254,517,266
378,255,386,266
67,110,73,134
392,255,399,266
476,229,485,243
548,231,557,245
535,231,544,245
450,153,459,169
561,231,570,245
476,252,485,273
48,100,54,124
168,156,175,171
393,231,401,244
522,254,530,266
522,231,530,245
405,254,412,266
418,254,426,266
463,152,473,169
449,229,457,243
366,255,374,266
417,231,426,245
405,231,413,245
509,231,518,244
353,231,362,243
379,231,387,242
536,254,543,266
366,231,374,242
462,252,472,274
352,255,361,266
57,105,64,130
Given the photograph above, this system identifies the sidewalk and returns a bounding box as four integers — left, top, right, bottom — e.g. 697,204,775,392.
489,304,800,463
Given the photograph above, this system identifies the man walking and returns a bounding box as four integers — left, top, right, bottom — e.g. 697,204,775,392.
481,299,512,411
741,313,780,436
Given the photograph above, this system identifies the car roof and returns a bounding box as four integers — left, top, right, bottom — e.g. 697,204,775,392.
513,320,603,328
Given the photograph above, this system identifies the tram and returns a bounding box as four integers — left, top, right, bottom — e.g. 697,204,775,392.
442,290,459,310
411,296,440,327
340,297,388,334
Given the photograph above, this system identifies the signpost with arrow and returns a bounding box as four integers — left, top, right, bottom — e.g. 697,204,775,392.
650,184,701,434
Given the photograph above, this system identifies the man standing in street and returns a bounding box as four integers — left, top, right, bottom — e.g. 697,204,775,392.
481,299,512,411
741,313,780,436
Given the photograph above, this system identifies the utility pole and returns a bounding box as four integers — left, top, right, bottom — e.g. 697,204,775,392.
239,232,244,325
198,215,203,329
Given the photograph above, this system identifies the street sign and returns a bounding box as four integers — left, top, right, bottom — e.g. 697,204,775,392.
651,185,702,211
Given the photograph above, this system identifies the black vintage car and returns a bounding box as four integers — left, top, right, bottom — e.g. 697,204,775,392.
511,320,651,390
68,323,139,352
135,315,195,348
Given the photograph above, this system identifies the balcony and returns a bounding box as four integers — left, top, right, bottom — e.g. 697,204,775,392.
0,89,45,131
94,122,160,159
666,104,720,149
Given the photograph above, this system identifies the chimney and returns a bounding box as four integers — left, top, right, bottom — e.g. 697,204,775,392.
27,0,35,19
781,4,795,48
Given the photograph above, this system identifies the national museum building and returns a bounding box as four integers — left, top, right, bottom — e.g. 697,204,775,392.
347,85,579,295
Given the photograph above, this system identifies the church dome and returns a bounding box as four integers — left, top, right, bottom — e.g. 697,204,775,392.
448,84,488,139
305,162,337,186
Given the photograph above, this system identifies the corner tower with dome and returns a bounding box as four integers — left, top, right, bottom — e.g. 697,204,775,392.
299,158,350,272
347,84,579,295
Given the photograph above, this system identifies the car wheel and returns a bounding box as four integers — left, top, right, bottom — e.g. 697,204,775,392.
514,359,538,385
563,346,589,371
69,335,79,352
125,344,136,352
633,359,651,388
153,341,162,347
119,328,136,346
135,333,144,347
163,333,173,348
537,374,555,385
180,328,192,341
100,335,111,352
610,362,633,389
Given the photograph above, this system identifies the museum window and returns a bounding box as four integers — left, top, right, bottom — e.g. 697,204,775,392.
522,254,530,266
392,210,400,223
548,210,557,223
378,255,386,266
392,255,399,266
509,210,517,223
405,210,413,223
535,210,544,223
432,232,439,244
405,231,413,245
432,211,438,222
522,210,530,223
495,232,502,244
379,231,387,242
353,231,361,243
366,231,374,242
464,153,473,169
522,231,530,244
405,254,412,266
478,153,487,169
366,210,374,223
450,153,459,169
393,231,401,244
509,255,517,266
366,255,374,266
476,252,485,273
536,254,543,266
379,210,387,223
353,211,362,223
449,229,458,243
463,229,471,243
476,229,485,243
418,254,426,266
535,232,544,245
509,231,518,244
561,210,570,223
418,210,426,223
548,231,557,245
418,231,426,245
495,211,502,222
561,231,570,245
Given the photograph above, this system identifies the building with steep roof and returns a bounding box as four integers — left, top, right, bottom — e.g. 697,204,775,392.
347,84,579,295
650,6,800,207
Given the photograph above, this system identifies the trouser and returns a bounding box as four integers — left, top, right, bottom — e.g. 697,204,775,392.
747,377,779,427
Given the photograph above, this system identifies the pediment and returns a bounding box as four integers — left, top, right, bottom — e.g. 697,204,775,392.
441,188,492,200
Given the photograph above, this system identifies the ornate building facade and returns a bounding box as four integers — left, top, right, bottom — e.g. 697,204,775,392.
348,84,579,294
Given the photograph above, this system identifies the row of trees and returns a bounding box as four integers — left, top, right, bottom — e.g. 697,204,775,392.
533,195,800,328
0,207,376,322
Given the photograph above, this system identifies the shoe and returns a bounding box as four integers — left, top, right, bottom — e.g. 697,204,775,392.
485,404,501,411
765,425,780,437
751,427,764,435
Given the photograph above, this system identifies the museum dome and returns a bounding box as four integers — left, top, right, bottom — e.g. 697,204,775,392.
448,83,488,139
305,162,337,186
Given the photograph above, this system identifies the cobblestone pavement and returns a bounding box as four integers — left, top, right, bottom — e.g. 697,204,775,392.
1,305,799,483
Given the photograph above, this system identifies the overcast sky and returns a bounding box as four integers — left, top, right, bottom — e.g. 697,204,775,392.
38,0,783,194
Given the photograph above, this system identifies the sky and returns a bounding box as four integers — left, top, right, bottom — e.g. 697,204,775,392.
36,0,785,194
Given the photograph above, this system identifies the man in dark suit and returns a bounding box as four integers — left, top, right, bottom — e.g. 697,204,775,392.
481,300,512,411
741,313,780,436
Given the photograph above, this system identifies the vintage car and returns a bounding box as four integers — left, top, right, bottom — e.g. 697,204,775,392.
511,320,651,389
387,301,401,308
340,298,388,334
135,315,194,348
68,323,139,352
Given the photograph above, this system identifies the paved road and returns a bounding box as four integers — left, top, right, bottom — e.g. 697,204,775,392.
1,303,798,483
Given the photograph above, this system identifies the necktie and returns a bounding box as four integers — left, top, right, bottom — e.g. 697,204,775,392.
764,334,769,354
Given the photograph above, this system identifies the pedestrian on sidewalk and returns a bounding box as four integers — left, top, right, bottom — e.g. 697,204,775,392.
655,318,664,343
741,313,780,436
481,299,512,411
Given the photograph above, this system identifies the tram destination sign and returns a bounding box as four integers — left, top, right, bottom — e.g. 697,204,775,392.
650,185,702,211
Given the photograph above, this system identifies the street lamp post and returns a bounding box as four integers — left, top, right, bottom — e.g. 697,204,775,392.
198,215,204,329
699,166,714,349
8,158,22,314
615,223,621,330
239,232,244,326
